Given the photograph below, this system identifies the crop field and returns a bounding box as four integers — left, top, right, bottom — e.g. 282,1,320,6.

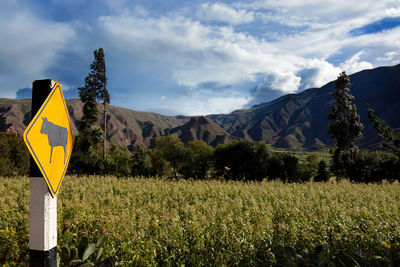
1,176,400,266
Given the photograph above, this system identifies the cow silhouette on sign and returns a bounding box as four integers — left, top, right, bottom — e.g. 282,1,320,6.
40,117,68,164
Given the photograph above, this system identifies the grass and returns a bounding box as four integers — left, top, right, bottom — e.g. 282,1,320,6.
1,176,400,266
266,144,332,162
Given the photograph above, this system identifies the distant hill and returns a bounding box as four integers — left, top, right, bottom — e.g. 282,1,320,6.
209,64,400,150
1,64,399,151
169,116,236,146
0,99,189,150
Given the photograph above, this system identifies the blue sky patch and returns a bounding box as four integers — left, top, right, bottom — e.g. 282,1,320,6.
349,16,400,36
1,0,400,115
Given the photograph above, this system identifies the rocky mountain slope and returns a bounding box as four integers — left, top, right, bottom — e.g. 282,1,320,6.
169,116,236,146
0,99,189,150
209,64,400,150
1,64,399,151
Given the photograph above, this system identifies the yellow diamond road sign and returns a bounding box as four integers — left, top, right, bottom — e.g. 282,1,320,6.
23,82,74,197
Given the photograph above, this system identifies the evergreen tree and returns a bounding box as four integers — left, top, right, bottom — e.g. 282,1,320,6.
366,104,400,156
71,48,110,175
328,71,363,178
78,48,110,159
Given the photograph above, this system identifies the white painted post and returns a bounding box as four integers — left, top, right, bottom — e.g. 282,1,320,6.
29,80,57,267
29,178,57,258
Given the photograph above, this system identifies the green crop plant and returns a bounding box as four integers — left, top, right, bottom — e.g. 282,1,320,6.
1,176,399,266
58,237,118,266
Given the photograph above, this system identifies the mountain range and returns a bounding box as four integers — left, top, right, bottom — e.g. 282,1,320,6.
1,64,399,151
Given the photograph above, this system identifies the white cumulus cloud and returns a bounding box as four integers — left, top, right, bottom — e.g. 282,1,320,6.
196,2,254,25
0,8,76,97
1,0,400,115
339,51,373,74
377,51,400,64
169,94,250,116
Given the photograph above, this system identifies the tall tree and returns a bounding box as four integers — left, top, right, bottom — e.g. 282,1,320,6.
215,140,270,181
154,136,185,179
78,48,110,161
328,71,363,178
367,104,400,156
180,140,215,180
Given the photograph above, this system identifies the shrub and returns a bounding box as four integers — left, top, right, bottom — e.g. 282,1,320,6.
107,143,132,177
314,160,330,182
215,140,270,181
267,153,299,182
131,146,155,177
265,153,285,180
180,140,215,180
297,155,319,182
349,151,399,182
281,154,299,182
0,132,29,176
150,148,171,177
69,130,104,175
69,145,104,175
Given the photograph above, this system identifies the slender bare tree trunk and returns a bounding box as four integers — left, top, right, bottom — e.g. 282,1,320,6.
103,102,107,176
103,103,107,159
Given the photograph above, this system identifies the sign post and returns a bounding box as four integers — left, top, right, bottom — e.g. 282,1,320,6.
24,80,74,266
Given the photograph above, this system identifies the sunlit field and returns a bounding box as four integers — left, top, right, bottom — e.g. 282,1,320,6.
1,176,399,266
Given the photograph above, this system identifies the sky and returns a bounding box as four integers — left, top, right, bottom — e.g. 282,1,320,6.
1,0,400,116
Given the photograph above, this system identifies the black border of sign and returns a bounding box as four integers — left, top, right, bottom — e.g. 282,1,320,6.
24,83,73,196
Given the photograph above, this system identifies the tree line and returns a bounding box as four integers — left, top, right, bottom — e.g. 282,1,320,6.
2,130,398,183
0,49,399,182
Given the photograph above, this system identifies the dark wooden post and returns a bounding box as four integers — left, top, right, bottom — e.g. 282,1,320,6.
29,79,57,267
